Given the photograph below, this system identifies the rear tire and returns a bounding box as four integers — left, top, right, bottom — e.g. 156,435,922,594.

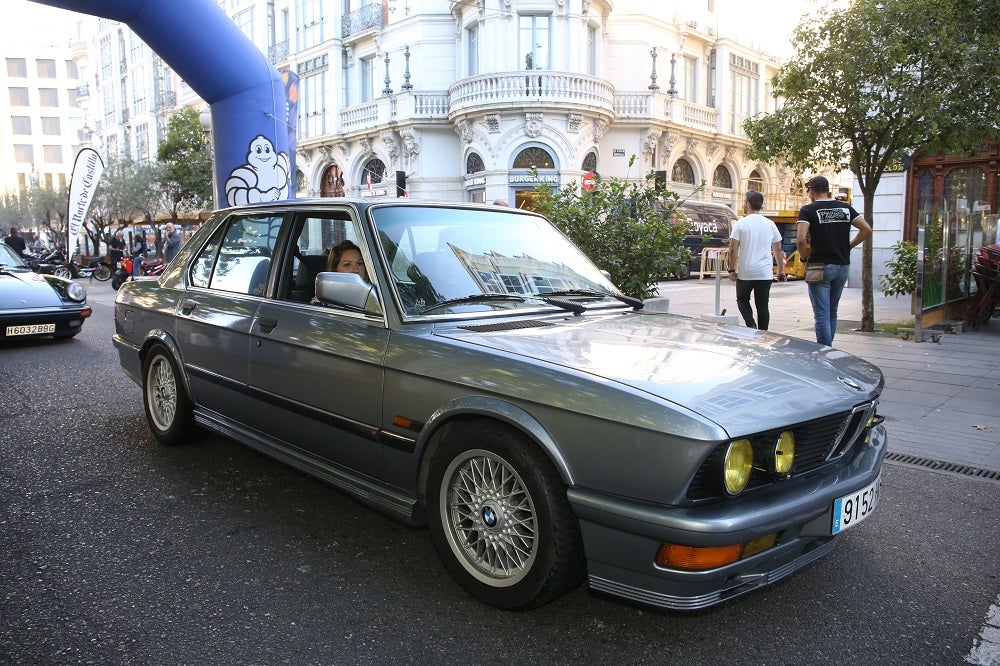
427,420,585,610
53,265,73,280
142,345,197,445
94,263,112,281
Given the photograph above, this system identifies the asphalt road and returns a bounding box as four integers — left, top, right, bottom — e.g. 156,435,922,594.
2,282,998,665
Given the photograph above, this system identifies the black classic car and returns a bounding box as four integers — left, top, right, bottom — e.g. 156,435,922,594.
1,242,91,341
113,199,885,610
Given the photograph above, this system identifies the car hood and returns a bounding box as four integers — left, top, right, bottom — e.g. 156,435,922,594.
433,311,883,436
0,269,64,308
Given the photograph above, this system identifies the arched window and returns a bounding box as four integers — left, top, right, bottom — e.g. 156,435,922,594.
916,170,934,213
581,151,598,173
466,152,485,174
712,164,732,189
362,158,387,185
513,146,555,169
748,169,764,192
671,158,695,185
943,167,986,204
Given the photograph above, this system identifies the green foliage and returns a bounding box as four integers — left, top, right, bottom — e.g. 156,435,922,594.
532,160,693,300
879,241,917,297
157,107,213,214
745,0,1000,182
743,0,1000,330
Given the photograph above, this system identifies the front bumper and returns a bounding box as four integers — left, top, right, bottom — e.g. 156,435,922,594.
0,306,91,340
568,425,886,610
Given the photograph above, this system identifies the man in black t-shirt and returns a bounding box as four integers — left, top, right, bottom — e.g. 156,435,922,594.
3,226,27,255
796,176,872,346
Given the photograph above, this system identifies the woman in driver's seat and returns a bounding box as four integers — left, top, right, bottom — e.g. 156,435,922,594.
326,239,369,282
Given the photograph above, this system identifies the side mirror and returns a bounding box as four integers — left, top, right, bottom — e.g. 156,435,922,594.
314,272,382,316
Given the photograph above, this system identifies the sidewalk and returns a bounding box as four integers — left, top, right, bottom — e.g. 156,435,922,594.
653,276,1000,475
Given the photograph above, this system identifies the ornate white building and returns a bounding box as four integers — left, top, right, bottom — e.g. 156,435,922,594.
71,0,807,211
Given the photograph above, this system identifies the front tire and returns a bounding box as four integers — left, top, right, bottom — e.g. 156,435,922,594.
94,263,112,281
142,345,197,445
427,421,585,610
53,265,73,280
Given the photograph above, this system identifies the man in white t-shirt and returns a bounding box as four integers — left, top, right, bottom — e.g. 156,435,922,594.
728,190,785,330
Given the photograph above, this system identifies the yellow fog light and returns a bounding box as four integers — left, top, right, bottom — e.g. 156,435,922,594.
741,533,778,558
657,543,743,570
723,439,753,495
774,431,795,474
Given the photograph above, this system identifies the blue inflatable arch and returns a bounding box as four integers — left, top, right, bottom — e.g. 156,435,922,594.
31,0,296,207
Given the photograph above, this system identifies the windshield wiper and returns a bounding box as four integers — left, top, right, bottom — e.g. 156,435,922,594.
543,288,643,310
419,293,525,314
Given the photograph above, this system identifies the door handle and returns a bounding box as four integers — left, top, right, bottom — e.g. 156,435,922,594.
257,316,278,333
180,299,198,315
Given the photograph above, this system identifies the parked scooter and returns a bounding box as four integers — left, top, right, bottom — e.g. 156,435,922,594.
111,256,166,290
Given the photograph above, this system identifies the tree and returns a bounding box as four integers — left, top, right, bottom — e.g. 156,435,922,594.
86,153,161,253
157,106,213,219
533,159,693,300
743,0,1000,331
0,184,68,249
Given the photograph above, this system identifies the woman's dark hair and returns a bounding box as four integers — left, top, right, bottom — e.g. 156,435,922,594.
326,239,361,272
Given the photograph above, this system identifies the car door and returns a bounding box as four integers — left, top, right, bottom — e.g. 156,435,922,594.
247,210,388,479
174,212,282,427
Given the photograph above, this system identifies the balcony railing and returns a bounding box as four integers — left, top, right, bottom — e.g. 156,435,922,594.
269,40,289,64
448,71,616,117
342,3,384,39
614,91,719,133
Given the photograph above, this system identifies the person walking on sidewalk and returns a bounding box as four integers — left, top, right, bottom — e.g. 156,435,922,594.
729,190,785,330
796,175,872,346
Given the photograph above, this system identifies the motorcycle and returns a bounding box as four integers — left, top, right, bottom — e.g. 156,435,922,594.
111,256,167,290
24,248,112,281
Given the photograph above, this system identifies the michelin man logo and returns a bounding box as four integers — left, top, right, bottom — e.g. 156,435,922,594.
225,135,290,206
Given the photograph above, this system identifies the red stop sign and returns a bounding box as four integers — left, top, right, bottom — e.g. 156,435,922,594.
582,171,597,192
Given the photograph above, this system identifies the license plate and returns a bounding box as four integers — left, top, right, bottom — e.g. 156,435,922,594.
832,474,881,534
6,323,56,336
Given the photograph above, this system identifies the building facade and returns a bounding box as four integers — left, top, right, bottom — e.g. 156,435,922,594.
71,0,807,214
0,41,85,195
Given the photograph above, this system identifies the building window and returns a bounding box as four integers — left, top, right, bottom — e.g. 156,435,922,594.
6,58,27,77
513,146,555,169
11,116,31,135
235,7,255,41
467,24,478,76
712,164,733,189
362,157,387,190
360,55,374,102
9,87,29,105
14,145,33,163
672,158,695,184
466,152,485,174
38,88,59,106
301,69,327,139
41,117,61,135
295,0,324,51
748,169,764,192
683,56,697,102
67,88,79,107
582,151,598,173
65,60,78,78
587,26,597,76
36,59,57,78
43,145,63,163
519,15,551,70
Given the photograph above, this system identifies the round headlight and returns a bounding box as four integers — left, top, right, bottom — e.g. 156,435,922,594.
723,439,753,495
774,431,795,474
66,281,87,302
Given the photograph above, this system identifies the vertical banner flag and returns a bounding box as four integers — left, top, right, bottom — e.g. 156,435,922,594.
67,148,105,254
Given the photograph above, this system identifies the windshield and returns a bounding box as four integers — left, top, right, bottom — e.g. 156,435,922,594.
372,205,622,317
0,242,28,268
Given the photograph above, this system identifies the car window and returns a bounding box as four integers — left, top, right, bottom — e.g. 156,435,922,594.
372,205,617,316
280,211,371,303
189,214,282,296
